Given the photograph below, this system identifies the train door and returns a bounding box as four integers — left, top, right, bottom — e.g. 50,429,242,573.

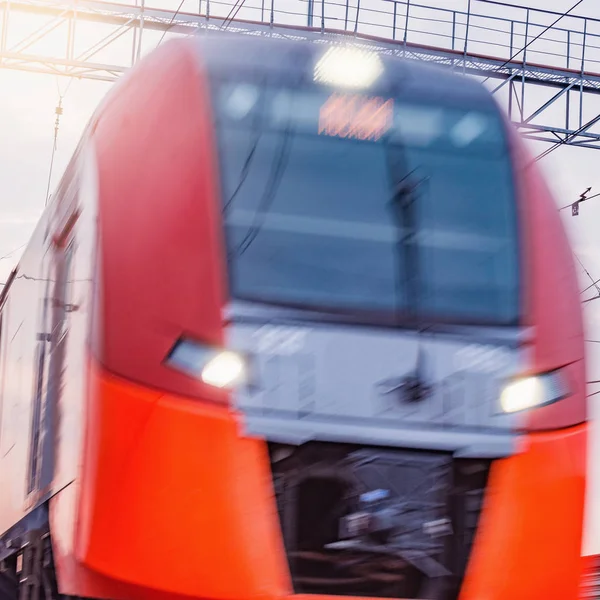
26,220,76,504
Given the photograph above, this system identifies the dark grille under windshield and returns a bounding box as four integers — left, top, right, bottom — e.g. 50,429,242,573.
211,77,520,326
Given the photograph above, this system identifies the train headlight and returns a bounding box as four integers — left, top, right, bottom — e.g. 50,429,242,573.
314,46,383,89
167,338,246,389
500,370,570,413
200,350,245,388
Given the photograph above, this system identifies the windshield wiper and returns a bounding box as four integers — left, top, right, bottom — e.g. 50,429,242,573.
223,127,262,215
388,165,429,321
221,78,270,216
388,166,434,400
232,119,294,258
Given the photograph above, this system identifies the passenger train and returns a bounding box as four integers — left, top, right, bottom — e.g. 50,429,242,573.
0,32,588,600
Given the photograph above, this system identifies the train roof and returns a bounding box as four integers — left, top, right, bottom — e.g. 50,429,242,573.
194,31,497,111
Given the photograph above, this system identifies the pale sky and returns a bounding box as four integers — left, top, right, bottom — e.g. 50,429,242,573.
2,0,600,553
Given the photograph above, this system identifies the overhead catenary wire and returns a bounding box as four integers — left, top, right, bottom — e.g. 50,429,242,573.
535,113,600,162
0,243,26,262
558,190,600,212
220,0,248,30
556,186,600,301
0,243,28,288
44,77,75,208
581,277,600,294
156,0,187,46
552,188,600,304
5,77,74,286
576,250,600,304
44,99,62,207
155,0,247,38
574,253,600,297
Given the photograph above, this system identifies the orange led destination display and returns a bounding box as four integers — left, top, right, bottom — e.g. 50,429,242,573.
318,93,394,141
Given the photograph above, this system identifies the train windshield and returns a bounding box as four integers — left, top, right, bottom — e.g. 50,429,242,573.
211,78,520,326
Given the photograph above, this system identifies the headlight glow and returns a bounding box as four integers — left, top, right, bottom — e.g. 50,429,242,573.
166,339,246,389
314,46,384,89
500,377,543,413
201,351,246,389
500,370,570,414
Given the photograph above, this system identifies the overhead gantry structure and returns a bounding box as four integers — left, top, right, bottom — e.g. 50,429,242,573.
2,0,600,148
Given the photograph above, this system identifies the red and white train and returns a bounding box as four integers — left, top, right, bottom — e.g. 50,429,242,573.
0,32,588,600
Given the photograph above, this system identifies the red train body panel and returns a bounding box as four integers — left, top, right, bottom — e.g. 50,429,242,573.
0,34,587,600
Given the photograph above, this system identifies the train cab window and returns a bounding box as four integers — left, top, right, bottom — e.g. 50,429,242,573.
211,78,520,327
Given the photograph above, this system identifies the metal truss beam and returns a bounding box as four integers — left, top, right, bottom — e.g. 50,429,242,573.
2,0,600,147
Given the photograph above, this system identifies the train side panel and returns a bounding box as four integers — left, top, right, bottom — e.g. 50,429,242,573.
49,141,99,564
0,214,51,532
0,142,95,554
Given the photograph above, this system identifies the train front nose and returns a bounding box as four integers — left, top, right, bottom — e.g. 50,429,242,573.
69,34,587,600
223,313,528,599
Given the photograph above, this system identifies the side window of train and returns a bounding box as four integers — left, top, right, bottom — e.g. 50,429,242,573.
63,242,74,323
27,238,76,497
27,251,54,496
54,241,74,344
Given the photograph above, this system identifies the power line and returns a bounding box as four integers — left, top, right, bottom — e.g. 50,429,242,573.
1,274,90,288
548,187,600,307
0,242,30,289
44,77,75,207
156,0,186,46
481,0,586,86
558,189,600,214
554,188,600,304
581,278,600,295
0,244,26,262
573,256,600,305
220,0,248,30
556,192,600,303
574,253,600,298
535,113,600,162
